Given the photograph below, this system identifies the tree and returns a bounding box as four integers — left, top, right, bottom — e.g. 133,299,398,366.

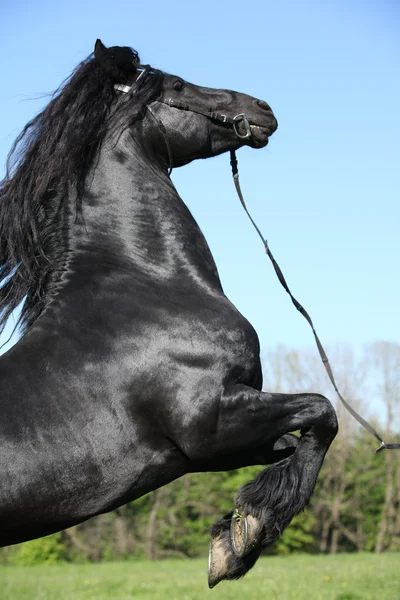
368,342,400,552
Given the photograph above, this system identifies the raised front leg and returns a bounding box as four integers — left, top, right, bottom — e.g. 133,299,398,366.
190,433,299,472
183,385,338,587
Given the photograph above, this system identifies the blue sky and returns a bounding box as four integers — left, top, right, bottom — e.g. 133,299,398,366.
1,0,399,361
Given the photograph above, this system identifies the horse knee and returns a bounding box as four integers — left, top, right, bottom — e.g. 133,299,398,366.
307,394,338,437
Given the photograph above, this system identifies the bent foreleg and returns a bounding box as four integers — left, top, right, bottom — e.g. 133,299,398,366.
203,386,338,586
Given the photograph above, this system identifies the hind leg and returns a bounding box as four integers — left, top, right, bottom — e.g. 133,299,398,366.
182,385,338,586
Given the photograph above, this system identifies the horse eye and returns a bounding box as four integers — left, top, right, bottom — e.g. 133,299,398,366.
173,80,184,91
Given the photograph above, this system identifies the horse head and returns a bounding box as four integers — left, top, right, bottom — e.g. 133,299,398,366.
106,44,277,170
146,74,278,168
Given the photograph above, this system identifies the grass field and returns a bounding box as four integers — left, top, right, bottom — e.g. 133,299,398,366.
0,553,399,600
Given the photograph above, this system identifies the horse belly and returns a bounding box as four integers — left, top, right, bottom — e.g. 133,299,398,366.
0,430,188,547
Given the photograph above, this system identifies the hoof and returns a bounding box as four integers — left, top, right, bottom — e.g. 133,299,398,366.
231,509,263,557
208,535,229,588
209,514,262,587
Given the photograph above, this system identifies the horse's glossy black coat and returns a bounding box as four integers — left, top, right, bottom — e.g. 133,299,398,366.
0,41,337,583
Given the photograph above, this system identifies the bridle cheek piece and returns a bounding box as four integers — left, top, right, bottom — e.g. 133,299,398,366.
160,98,252,140
114,84,253,174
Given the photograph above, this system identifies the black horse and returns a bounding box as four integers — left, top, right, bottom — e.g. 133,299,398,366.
0,41,338,586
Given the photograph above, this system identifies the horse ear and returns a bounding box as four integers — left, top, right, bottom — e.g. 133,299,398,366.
94,39,107,58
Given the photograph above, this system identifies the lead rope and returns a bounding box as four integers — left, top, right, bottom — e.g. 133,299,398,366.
230,150,400,453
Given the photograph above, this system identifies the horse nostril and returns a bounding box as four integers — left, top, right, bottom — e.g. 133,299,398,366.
257,100,272,111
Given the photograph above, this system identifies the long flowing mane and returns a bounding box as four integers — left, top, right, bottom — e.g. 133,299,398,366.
0,41,163,335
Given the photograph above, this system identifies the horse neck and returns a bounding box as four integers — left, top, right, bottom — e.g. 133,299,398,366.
58,127,222,309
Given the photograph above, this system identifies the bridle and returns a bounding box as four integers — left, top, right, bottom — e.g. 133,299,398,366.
115,78,400,453
115,80,253,175
115,76,254,135
155,98,253,139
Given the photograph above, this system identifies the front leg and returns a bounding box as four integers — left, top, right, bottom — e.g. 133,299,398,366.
180,384,338,587
190,433,299,472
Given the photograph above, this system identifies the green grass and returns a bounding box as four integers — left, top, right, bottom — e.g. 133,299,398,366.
0,553,399,600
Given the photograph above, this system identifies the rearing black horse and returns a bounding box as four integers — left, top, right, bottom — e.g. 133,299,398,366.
0,41,338,586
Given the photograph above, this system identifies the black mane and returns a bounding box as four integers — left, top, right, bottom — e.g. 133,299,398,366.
0,41,163,334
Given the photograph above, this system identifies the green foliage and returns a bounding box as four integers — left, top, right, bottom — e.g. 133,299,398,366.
344,432,386,552
275,511,316,555
8,533,66,566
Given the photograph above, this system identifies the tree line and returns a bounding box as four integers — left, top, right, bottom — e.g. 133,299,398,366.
1,342,399,565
